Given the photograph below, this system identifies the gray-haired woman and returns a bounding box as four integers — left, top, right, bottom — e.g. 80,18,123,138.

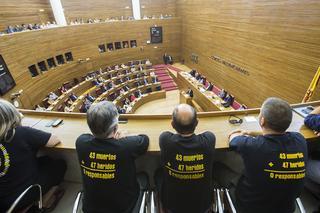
0,99,66,212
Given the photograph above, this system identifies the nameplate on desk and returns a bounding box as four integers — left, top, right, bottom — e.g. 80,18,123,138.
210,56,250,76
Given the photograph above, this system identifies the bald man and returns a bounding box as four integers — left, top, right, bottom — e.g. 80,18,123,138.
156,104,216,213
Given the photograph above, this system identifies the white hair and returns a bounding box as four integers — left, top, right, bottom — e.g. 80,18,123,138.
0,99,21,141
86,101,119,139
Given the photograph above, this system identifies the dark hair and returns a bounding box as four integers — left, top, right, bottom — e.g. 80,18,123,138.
260,97,292,132
172,104,198,134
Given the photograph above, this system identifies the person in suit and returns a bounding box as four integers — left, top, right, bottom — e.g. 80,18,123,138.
69,93,78,102
218,89,227,100
222,94,235,108
186,88,194,98
143,77,148,85
134,90,142,98
206,82,214,91
85,94,95,103
92,79,100,86
163,53,169,65
189,69,196,77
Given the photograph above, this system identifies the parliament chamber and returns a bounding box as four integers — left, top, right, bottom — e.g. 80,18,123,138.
0,0,320,212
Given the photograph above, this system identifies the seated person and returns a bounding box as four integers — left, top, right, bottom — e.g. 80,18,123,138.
106,66,112,71
223,97,307,213
115,65,120,70
130,94,136,102
117,106,126,114
92,79,100,86
134,90,142,98
119,88,125,95
59,86,67,94
69,93,78,102
130,66,136,72
143,77,148,85
108,93,116,102
0,100,66,212
239,104,247,110
135,81,141,87
186,88,194,98
145,59,152,66
206,82,214,91
97,76,105,83
151,76,158,83
116,78,123,84
75,101,149,213
222,94,235,108
124,69,130,75
64,105,71,112
189,69,196,77
124,76,130,82
198,76,206,84
84,99,92,109
66,98,73,106
218,89,227,99
35,104,46,111
155,104,215,213
100,84,108,93
156,85,161,91
85,93,95,103
139,65,143,71
48,92,58,104
304,106,320,199
121,63,126,69
124,98,131,106
79,102,88,113
202,77,207,85
146,87,152,93
73,78,79,85
106,81,114,89
195,73,202,80
123,85,130,92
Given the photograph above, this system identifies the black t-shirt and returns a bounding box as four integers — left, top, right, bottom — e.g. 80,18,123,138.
230,132,308,213
75,134,149,213
0,126,50,211
159,131,215,213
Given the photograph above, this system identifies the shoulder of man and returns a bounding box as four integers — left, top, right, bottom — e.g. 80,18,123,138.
159,131,175,148
76,134,94,147
197,131,216,146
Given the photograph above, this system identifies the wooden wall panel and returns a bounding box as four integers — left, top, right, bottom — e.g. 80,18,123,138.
177,0,320,107
61,0,133,22
140,0,176,17
0,19,181,109
0,0,54,31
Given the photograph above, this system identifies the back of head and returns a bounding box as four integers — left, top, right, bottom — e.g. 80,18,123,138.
86,101,119,139
0,99,22,141
260,97,292,132
172,104,198,135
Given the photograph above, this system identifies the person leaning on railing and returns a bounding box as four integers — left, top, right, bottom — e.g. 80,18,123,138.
304,106,320,202
0,99,66,212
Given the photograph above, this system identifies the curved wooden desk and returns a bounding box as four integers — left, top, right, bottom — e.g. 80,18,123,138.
128,90,166,113
112,82,162,110
19,100,319,152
